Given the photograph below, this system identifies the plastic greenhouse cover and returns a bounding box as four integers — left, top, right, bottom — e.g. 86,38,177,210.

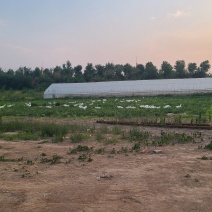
44,78,212,98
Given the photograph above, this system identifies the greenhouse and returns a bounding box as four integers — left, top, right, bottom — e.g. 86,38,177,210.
43,78,212,99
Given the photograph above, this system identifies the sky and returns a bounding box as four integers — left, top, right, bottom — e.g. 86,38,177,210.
0,0,212,71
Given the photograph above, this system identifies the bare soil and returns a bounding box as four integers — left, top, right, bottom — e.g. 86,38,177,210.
0,120,212,212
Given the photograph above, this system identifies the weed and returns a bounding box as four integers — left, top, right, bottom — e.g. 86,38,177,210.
121,131,128,140
0,156,23,162
18,132,40,141
52,134,64,143
70,133,89,143
128,128,149,142
118,146,129,154
184,174,191,178
110,148,116,154
87,157,93,162
205,141,212,150
78,154,87,161
27,160,33,165
175,133,193,144
40,158,50,163
112,126,122,135
201,156,209,160
192,131,202,138
51,154,62,164
95,132,104,142
68,145,91,154
40,154,62,164
105,137,119,145
64,159,72,164
132,143,140,152
95,148,105,154
41,152,47,156
99,125,110,134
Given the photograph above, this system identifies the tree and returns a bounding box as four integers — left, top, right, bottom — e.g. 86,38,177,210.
104,63,115,81
143,62,158,79
16,67,24,76
114,64,125,81
53,66,62,83
160,61,173,79
200,60,211,73
6,69,15,76
73,65,84,82
33,67,41,77
123,63,134,80
43,68,52,76
95,64,105,80
187,63,197,77
136,64,145,79
84,63,96,82
174,60,187,78
61,60,73,82
194,60,211,78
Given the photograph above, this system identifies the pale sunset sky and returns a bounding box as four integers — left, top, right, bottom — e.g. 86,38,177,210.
0,0,212,71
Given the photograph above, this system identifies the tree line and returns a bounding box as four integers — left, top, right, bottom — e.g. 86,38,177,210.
0,60,211,90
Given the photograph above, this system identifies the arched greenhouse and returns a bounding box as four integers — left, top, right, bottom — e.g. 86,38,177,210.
44,78,212,99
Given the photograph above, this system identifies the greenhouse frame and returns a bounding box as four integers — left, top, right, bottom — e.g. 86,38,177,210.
44,78,212,99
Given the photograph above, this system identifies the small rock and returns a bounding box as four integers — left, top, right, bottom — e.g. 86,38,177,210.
153,150,162,154
99,173,113,180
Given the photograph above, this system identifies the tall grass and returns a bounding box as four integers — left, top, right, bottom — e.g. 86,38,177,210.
0,120,68,140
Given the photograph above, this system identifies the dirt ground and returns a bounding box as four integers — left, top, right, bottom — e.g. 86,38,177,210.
0,121,212,212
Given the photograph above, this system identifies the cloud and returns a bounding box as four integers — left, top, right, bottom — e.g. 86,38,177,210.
168,10,189,18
